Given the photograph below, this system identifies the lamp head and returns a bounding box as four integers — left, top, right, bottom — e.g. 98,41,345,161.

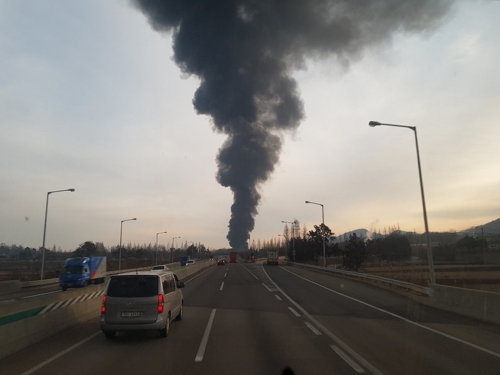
69,189,75,192
369,121,381,127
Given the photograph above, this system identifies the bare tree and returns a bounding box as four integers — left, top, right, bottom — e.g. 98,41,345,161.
283,225,290,243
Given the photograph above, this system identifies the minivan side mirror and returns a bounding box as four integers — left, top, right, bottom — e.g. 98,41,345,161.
177,281,185,289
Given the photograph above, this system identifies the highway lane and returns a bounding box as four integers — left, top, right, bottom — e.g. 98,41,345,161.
264,265,500,375
0,285,62,303
2,262,500,374
0,262,366,375
189,263,361,374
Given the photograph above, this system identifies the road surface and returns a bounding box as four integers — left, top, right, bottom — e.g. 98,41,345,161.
1,263,499,375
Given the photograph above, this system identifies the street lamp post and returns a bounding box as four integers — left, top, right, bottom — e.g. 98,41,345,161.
40,188,75,280
155,231,168,265
119,218,137,270
305,201,326,268
369,120,436,284
171,236,180,263
282,221,296,262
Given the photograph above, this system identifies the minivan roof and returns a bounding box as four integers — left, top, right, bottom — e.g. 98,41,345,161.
111,270,175,277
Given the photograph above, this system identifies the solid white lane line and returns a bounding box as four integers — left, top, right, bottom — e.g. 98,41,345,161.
240,264,259,280
262,265,384,375
195,309,217,362
185,266,214,284
288,307,301,317
220,282,224,291
20,331,101,375
21,290,60,299
305,321,322,335
331,345,365,373
262,283,272,292
275,295,282,301
281,267,500,360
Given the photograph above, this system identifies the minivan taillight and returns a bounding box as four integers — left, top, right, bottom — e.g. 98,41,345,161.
101,295,107,314
157,294,164,314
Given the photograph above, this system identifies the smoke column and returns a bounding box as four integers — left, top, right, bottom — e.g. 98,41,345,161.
132,0,453,249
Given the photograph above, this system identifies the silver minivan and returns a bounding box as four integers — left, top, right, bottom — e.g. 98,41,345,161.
100,270,184,339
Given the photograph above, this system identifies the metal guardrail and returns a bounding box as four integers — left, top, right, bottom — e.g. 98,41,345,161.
291,262,433,296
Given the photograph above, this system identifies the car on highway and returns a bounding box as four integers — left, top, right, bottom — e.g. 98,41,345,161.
217,259,226,266
151,264,169,271
100,270,185,339
186,260,195,265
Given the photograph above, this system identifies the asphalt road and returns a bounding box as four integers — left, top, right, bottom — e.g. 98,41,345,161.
1,263,500,375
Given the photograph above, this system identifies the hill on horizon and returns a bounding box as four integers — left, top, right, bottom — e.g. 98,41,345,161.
339,218,500,241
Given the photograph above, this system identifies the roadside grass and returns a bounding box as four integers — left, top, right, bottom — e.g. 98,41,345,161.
361,264,500,293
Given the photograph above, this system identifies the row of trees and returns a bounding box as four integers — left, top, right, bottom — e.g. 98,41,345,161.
433,234,491,262
275,222,412,271
275,224,498,269
0,241,210,264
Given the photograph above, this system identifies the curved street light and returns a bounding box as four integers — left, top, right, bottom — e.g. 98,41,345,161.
305,200,326,267
369,120,435,284
119,218,137,270
40,188,75,280
155,231,168,265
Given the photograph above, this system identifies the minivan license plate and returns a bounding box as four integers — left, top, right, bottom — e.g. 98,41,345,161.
121,311,141,317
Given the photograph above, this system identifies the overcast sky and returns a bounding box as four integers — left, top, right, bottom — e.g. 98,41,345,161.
1,1,499,251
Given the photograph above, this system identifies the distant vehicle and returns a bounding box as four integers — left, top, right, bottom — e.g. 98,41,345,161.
217,259,225,266
229,251,238,263
59,257,106,291
152,265,169,271
267,250,279,265
180,256,190,266
186,260,195,265
100,270,185,339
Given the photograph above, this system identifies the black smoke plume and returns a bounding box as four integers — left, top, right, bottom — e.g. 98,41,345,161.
132,0,453,249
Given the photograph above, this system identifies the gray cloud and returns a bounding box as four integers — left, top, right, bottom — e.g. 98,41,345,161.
132,0,454,249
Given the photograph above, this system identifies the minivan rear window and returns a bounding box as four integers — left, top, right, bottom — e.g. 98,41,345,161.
107,276,158,298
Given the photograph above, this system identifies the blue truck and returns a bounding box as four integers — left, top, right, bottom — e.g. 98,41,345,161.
59,257,107,291
180,256,190,266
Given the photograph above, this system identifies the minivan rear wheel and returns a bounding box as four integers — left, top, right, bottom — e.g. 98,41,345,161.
103,331,115,339
175,304,183,321
160,313,170,338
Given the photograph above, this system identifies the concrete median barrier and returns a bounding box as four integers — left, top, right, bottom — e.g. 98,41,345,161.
0,260,214,360
0,280,22,295
0,284,105,359
428,284,500,325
